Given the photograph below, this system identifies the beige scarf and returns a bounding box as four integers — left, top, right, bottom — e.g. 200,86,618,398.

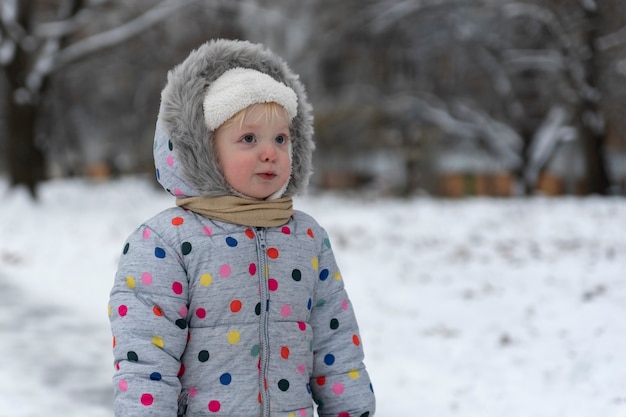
176,195,293,227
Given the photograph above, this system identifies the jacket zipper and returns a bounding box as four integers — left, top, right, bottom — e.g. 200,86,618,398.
256,228,271,417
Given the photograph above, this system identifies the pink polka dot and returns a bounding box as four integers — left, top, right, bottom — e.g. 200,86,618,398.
142,228,151,239
172,282,183,295
141,393,154,406
118,379,128,392
297,364,306,374
299,409,307,417
208,400,221,412
203,226,212,236
219,264,231,278
180,305,188,317
173,188,183,197
118,305,128,316
141,272,152,285
189,387,198,398
268,278,278,291
249,263,257,275
281,304,291,317
297,322,306,331
167,155,174,167
281,226,291,234
341,299,349,310
196,308,206,319
332,382,345,395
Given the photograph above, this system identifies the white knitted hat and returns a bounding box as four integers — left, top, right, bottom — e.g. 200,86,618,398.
203,67,298,131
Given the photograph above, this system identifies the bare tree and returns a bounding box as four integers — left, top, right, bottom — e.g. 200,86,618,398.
0,0,196,197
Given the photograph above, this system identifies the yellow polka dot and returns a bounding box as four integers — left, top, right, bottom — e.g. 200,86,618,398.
348,369,360,379
227,330,241,345
107,303,112,316
126,276,135,288
152,336,164,348
311,257,319,271
288,414,296,417
200,273,213,286
334,272,342,281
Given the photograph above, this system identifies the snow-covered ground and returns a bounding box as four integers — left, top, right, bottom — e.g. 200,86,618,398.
0,176,624,417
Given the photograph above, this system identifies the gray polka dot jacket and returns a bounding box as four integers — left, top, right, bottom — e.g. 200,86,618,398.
108,39,375,417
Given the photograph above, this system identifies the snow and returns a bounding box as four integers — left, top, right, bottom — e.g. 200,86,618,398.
0,176,624,417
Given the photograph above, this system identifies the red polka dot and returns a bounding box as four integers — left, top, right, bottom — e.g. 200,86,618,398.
267,247,279,259
268,279,278,291
153,306,163,317
338,413,350,417
178,363,185,377
172,282,183,295
118,305,128,316
196,308,206,319
352,334,361,346
316,376,326,386
208,400,221,412
281,226,291,234
280,346,290,359
307,228,315,238
249,263,257,275
245,228,255,239
297,322,306,331
230,300,242,313
140,393,153,406
112,336,116,348
171,217,184,226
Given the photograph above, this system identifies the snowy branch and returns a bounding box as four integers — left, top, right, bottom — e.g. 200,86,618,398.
596,26,626,51
51,0,197,72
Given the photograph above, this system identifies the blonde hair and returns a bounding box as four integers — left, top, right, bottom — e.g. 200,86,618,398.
216,102,291,132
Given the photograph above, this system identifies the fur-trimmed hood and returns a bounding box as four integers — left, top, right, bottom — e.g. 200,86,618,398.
153,39,315,198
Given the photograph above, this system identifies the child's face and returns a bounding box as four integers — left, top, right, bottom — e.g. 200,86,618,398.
214,104,292,199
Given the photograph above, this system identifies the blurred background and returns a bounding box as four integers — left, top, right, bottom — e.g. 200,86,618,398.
1,0,625,199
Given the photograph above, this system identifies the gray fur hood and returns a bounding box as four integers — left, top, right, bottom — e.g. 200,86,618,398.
153,39,315,198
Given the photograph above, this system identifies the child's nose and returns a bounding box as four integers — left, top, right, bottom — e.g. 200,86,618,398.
260,141,278,162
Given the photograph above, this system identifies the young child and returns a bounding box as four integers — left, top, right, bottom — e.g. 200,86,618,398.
108,39,375,417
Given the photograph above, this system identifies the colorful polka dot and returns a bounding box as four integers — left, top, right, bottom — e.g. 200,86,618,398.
324,354,335,365
342,299,349,310
278,379,290,391
172,217,184,226
118,379,128,391
245,228,255,239
219,264,231,278
311,257,318,271
230,300,242,313
126,276,135,288
181,242,192,255
348,369,360,379
152,336,164,348
200,273,212,286
268,279,278,291
332,382,345,395
281,226,291,234
334,272,342,281
142,228,151,239
172,282,183,295
292,269,302,281
168,140,173,151
220,373,232,385
307,228,314,238
122,243,129,254
298,322,306,331
127,351,139,362
267,247,279,259
281,304,291,317
154,247,166,258
203,226,212,236
150,372,162,381
196,308,206,319
281,346,290,359
141,272,152,285
198,350,210,362
330,318,339,330
176,318,187,329
228,330,240,345
319,269,329,281
352,334,361,346
250,344,260,356
167,155,174,167
316,376,326,386
118,305,128,316
226,237,238,247
249,263,257,275
208,400,221,412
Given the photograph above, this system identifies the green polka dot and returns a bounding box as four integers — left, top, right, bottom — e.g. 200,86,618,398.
250,344,260,357
181,242,192,255
330,318,339,330
127,351,138,362
278,379,290,391
198,350,209,362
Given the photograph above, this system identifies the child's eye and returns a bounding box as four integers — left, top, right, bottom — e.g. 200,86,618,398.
241,135,255,143
275,135,288,144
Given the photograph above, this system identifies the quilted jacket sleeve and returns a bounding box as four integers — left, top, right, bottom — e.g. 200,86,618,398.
108,224,189,417
309,228,376,417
